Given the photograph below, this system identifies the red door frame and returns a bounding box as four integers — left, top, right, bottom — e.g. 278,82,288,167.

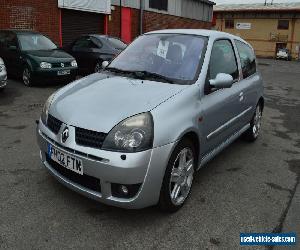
121,7,132,43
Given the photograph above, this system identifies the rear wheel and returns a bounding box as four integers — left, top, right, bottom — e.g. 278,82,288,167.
22,67,33,87
243,104,262,142
159,139,196,212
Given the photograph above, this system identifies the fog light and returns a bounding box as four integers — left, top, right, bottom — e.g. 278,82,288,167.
120,185,129,195
111,183,142,198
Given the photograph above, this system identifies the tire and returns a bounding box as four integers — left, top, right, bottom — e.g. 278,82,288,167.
159,138,196,212
242,104,263,142
94,61,103,73
22,66,33,87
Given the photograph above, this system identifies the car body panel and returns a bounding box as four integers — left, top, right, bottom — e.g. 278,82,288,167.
65,35,126,74
50,73,188,133
0,30,78,82
276,49,292,60
36,29,264,209
37,120,175,209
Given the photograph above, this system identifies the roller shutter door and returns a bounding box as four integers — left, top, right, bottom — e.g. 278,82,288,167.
61,9,104,46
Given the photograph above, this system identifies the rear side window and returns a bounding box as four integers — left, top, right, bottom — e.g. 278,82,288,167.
107,37,127,50
209,39,239,81
235,40,256,79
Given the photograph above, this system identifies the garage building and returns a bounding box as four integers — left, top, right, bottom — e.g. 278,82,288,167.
213,3,300,60
0,0,214,47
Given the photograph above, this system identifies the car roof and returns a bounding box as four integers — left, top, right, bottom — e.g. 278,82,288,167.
146,29,250,45
0,29,40,35
89,34,123,41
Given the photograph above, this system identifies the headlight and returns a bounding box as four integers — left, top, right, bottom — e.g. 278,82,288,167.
102,113,154,153
71,60,77,67
40,62,52,69
41,93,55,125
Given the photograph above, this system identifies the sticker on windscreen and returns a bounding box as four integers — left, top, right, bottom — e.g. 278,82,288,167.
157,40,169,59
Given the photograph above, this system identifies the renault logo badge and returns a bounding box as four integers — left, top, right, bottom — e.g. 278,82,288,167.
61,63,65,68
61,126,69,143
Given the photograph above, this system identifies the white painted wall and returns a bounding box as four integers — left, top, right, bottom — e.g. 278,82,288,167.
58,0,111,14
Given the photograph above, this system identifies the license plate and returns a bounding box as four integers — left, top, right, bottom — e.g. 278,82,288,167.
57,70,70,76
48,144,83,175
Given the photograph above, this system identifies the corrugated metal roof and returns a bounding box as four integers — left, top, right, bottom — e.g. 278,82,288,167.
214,2,300,12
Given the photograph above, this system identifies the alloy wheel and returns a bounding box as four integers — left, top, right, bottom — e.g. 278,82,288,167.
169,147,194,206
253,105,262,138
23,68,31,86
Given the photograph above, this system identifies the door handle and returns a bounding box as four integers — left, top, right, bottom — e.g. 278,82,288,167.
239,92,244,102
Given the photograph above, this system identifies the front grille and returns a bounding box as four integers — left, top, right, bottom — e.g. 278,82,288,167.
47,114,62,134
75,127,107,149
52,62,71,68
46,155,101,193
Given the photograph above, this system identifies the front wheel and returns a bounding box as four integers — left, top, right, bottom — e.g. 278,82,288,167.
94,61,102,73
22,67,33,87
243,104,262,142
159,139,196,212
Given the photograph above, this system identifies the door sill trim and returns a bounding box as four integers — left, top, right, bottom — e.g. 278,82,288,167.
198,123,251,170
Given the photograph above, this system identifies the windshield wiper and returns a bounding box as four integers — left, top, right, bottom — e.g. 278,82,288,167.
105,68,175,84
131,70,175,84
105,67,134,75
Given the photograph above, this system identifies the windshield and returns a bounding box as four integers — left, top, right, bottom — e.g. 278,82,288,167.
279,48,288,52
18,34,57,51
108,34,207,84
107,37,127,50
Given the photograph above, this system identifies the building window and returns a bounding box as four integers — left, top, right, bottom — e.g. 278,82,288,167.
149,0,168,11
278,20,289,30
225,19,234,29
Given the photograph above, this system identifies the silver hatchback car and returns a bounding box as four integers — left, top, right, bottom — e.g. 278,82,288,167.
36,30,263,212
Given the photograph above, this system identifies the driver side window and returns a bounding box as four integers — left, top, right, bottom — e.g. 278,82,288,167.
209,39,239,81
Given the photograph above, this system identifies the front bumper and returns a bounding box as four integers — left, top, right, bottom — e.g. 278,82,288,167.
276,55,288,59
36,120,175,209
33,67,78,83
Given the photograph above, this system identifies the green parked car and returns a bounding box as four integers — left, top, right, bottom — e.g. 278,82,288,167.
0,30,78,86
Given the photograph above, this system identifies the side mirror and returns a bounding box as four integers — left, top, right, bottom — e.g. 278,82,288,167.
102,61,109,69
209,73,233,89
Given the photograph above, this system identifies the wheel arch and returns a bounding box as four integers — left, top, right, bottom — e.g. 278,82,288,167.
258,96,265,112
23,58,34,72
177,130,200,167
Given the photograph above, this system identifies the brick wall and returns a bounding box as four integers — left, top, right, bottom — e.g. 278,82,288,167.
107,6,121,38
0,0,60,44
108,5,211,42
1,1,211,45
143,11,212,32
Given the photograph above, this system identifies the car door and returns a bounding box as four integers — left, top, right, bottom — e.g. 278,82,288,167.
70,36,101,73
234,40,261,125
200,39,246,156
0,31,23,76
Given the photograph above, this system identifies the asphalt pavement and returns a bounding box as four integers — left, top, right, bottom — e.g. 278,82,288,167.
0,59,299,249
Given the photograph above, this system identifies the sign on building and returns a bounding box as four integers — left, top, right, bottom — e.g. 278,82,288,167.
236,23,251,30
58,0,111,14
